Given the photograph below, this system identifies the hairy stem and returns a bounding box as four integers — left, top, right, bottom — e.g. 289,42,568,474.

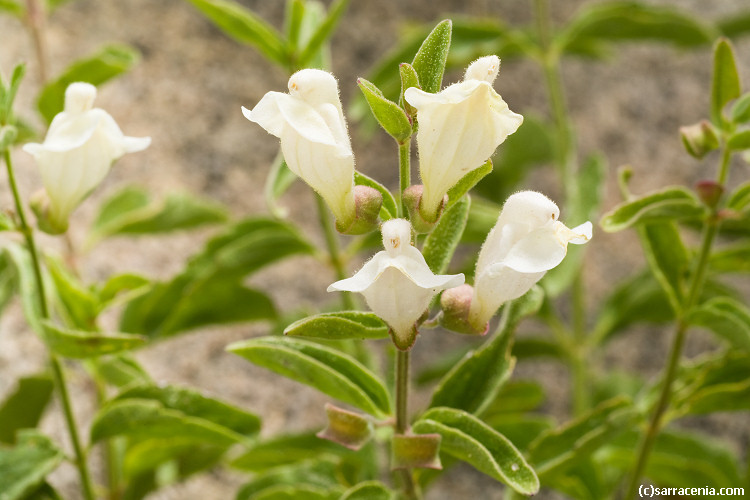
3,149,96,500
398,141,411,218
624,147,731,498
395,348,420,499
315,194,354,310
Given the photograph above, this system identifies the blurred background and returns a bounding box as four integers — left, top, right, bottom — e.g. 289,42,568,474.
1,0,749,498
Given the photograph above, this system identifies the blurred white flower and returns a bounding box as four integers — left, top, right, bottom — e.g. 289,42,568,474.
23,82,150,233
469,191,592,330
328,219,464,349
404,55,523,221
243,69,356,228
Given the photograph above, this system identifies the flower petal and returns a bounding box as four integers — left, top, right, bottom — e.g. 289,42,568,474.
502,226,567,274
569,221,593,245
41,112,102,152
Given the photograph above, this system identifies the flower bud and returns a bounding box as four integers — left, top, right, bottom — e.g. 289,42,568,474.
680,120,719,159
392,433,442,470
402,185,447,232
694,180,724,209
439,284,488,335
336,185,382,234
316,403,373,451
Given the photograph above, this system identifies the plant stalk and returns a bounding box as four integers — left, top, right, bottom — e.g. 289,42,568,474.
25,0,48,84
623,147,731,499
3,149,96,500
398,141,411,218
315,194,354,310
395,348,420,499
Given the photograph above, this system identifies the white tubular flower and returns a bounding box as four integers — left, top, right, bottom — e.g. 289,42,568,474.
328,219,464,350
404,55,523,221
243,69,356,229
469,191,592,330
23,82,150,233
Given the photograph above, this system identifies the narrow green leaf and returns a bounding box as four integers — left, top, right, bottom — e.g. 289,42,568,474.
90,399,244,445
184,0,287,67
89,187,228,245
528,397,636,477
354,171,397,220
727,129,750,150
298,0,351,67
0,125,17,152
114,384,260,436
512,337,565,360
429,287,543,414
413,408,539,496
37,44,140,123
4,244,45,334
230,432,352,471
638,222,689,313
0,375,54,444
718,11,750,38
445,160,492,213
674,352,750,415
228,337,391,417
23,482,62,500
357,78,412,143
97,273,150,307
284,0,305,52
730,93,750,123
728,181,750,211
341,481,393,500
284,311,389,340
236,460,341,500
264,156,298,218
711,38,741,127
411,20,452,94
688,297,750,351
0,431,63,500
41,321,146,359
3,64,25,116
46,256,99,330
122,438,226,479
710,242,750,273
399,63,420,115
599,187,704,232
423,196,470,274
89,355,151,388
0,0,24,18
481,380,546,417
486,414,555,453
559,1,715,56
251,485,341,500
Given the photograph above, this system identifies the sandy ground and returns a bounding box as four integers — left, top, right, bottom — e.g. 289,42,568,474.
1,0,750,498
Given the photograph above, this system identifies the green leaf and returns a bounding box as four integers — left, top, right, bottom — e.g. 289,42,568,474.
37,44,140,123
413,408,539,496
284,311,389,340
250,485,341,500
236,459,341,500
423,196,470,274
0,125,17,152
717,11,750,39
0,251,17,317
711,38,741,128
184,0,287,67
0,375,54,444
638,222,690,313
264,157,298,218
354,171,397,220
674,352,750,415
41,321,146,359
710,242,750,273
357,78,412,143
0,431,63,500
3,244,45,335
591,271,674,345
727,129,750,150
399,63,420,115
602,429,742,491
298,0,350,68
23,482,62,500
113,384,260,436
0,0,23,18
688,297,750,351
2,64,25,119
730,93,750,123
284,0,305,53
89,354,151,388
429,287,543,414
121,218,313,337
341,481,393,500
512,337,565,361
527,397,636,477
228,336,391,417
230,432,352,471
122,439,226,480
46,256,99,330
600,187,704,232
411,20,452,94
559,1,714,56
90,399,245,445
445,160,492,213
89,187,228,245
728,181,750,211
97,273,150,307
481,380,546,418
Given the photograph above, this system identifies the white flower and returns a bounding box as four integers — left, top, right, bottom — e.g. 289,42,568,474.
23,82,150,232
469,191,592,329
328,219,464,349
243,69,356,228
404,55,523,220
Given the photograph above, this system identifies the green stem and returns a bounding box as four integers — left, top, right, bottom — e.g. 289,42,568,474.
398,141,411,218
3,150,96,500
315,194,354,310
395,348,420,499
623,148,730,499
25,0,48,84
93,372,121,500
